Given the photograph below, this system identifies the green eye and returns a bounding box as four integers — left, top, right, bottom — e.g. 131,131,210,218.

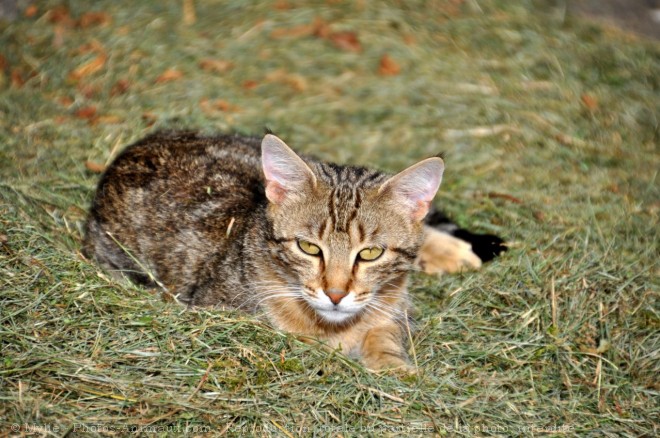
298,240,321,256
358,247,384,261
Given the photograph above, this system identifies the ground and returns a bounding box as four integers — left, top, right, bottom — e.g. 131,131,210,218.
0,1,658,437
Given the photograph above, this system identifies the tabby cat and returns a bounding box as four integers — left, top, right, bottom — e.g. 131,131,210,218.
83,131,505,371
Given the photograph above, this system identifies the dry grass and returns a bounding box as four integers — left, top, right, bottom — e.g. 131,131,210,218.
1,0,658,436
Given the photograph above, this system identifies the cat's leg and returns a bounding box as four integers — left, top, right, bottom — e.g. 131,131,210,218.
360,323,413,372
416,226,482,275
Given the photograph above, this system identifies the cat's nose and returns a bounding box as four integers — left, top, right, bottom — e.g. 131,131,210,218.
324,289,348,305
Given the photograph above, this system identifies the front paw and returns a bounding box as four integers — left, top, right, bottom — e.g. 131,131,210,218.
363,353,415,374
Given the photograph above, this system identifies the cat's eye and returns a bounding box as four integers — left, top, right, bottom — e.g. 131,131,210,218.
358,247,384,261
298,240,321,256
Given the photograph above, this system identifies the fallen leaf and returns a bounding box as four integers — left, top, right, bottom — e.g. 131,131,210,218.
532,211,545,222
311,17,331,38
199,98,237,113
446,0,466,17
85,161,106,173
110,79,130,96
155,68,183,83
328,31,361,52
24,5,38,18
274,0,291,10
0,54,7,71
581,93,598,111
487,192,523,204
11,68,25,88
75,106,97,120
242,80,258,90
378,54,400,76
69,51,107,81
47,5,74,27
57,96,74,106
78,83,99,99
265,69,307,92
78,11,112,28
403,34,416,45
198,59,234,74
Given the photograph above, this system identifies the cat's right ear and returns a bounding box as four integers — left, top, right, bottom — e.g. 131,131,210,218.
261,134,317,204
378,157,444,222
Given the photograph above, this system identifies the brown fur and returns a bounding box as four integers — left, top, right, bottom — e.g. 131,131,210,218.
83,131,484,371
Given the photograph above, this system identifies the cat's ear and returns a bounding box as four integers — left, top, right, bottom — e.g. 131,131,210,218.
261,134,317,204
378,157,444,222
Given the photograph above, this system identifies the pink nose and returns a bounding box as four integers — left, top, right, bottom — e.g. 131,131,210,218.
325,289,348,305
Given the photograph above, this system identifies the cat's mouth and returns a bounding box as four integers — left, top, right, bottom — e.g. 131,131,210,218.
314,307,360,324
305,289,365,324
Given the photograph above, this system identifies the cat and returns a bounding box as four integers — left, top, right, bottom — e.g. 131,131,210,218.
83,131,505,371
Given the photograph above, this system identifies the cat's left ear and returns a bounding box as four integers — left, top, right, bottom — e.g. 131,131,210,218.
261,134,317,204
378,157,444,222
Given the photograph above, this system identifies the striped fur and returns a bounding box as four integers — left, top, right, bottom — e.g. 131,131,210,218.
84,131,497,371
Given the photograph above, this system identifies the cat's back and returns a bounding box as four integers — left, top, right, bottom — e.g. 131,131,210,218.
83,131,267,289
98,131,263,192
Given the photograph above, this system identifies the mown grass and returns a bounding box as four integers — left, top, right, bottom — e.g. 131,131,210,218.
1,0,658,436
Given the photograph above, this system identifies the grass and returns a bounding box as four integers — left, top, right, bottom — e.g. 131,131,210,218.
1,0,658,436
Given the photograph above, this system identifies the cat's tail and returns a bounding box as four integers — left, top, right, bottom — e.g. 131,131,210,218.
424,209,507,263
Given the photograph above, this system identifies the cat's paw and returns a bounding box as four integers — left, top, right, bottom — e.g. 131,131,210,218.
417,227,482,275
362,353,414,374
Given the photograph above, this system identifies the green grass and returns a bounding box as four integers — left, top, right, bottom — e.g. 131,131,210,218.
1,0,658,436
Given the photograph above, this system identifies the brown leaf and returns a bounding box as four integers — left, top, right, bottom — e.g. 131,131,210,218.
199,98,238,114
274,0,291,10
110,79,130,96
242,80,258,90
85,160,106,173
378,54,400,76
155,68,183,83
0,54,7,72
447,0,466,17
47,5,74,27
57,96,74,107
487,192,523,204
198,59,234,74
328,31,361,52
78,11,112,28
311,17,331,38
78,83,99,99
69,51,107,81
24,5,38,18
11,68,25,88
265,69,308,92
75,106,97,120
581,93,598,111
